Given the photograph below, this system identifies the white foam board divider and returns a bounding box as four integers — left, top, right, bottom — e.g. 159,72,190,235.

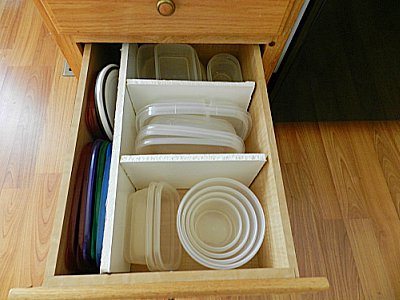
126,79,255,113
120,153,267,189
101,43,135,274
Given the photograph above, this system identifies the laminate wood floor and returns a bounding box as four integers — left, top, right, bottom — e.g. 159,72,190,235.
1,1,399,299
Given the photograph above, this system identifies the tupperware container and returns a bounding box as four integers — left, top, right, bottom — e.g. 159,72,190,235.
185,190,250,259
207,53,243,82
147,115,236,134
155,44,199,80
181,185,256,263
145,183,157,271
195,53,206,80
124,185,154,264
188,197,242,251
136,124,242,143
137,44,156,79
177,178,265,270
125,182,181,271
136,102,252,140
152,182,182,271
135,136,245,154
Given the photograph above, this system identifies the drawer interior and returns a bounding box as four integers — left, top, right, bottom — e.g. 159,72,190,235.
50,43,297,283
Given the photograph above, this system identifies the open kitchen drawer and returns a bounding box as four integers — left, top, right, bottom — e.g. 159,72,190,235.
9,44,328,299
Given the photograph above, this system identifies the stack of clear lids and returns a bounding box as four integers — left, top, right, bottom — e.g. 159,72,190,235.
135,103,252,154
124,182,182,271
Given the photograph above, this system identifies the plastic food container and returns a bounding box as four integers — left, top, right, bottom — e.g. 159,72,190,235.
155,44,199,81
177,178,265,270
185,190,251,259
136,123,241,143
187,196,243,252
125,182,182,271
135,136,245,154
152,182,181,271
148,115,236,135
124,185,155,264
137,44,156,79
136,102,252,140
207,53,243,82
195,53,206,80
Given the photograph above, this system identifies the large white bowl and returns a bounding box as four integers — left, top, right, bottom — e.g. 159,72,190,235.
177,178,265,269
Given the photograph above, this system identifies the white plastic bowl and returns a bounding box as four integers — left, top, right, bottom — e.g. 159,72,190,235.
185,191,250,259
177,178,265,269
179,185,257,266
188,197,242,250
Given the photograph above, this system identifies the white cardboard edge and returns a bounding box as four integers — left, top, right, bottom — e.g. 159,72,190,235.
120,153,267,163
120,153,267,189
126,79,255,112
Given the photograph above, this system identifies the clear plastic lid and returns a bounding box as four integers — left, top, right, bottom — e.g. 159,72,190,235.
135,136,245,154
148,115,236,134
136,102,252,140
152,182,182,271
136,124,241,143
137,44,156,79
207,53,243,82
155,44,199,81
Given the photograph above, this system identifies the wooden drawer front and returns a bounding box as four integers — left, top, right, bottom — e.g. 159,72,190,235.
9,44,328,299
45,0,292,43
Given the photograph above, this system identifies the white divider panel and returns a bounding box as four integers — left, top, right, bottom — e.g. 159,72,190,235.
120,153,267,189
126,79,255,113
101,43,135,274
119,90,136,155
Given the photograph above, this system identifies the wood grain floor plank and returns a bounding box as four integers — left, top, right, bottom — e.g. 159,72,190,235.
35,53,76,174
275,123,342,220
1,67,52,189
0,188,30,300
316,219,364,299
5,0,42,67
280,163,329,300
319,123,371,219
320,122,400,298
345,218,395,299
370,122,400,217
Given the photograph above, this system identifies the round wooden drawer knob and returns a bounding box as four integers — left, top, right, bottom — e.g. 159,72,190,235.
157,0,176,16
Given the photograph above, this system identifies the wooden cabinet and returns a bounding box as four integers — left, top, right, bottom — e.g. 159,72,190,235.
8,1,329,299
32,0,304,81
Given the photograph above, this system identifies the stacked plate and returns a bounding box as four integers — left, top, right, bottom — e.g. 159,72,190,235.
135,103,252,155
85,64,119,140
124,182,182,271
65,140,112,273
177,178,265,270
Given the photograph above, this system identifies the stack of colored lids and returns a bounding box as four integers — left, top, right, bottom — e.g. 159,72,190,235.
65,140,112,273
85,64,119,141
